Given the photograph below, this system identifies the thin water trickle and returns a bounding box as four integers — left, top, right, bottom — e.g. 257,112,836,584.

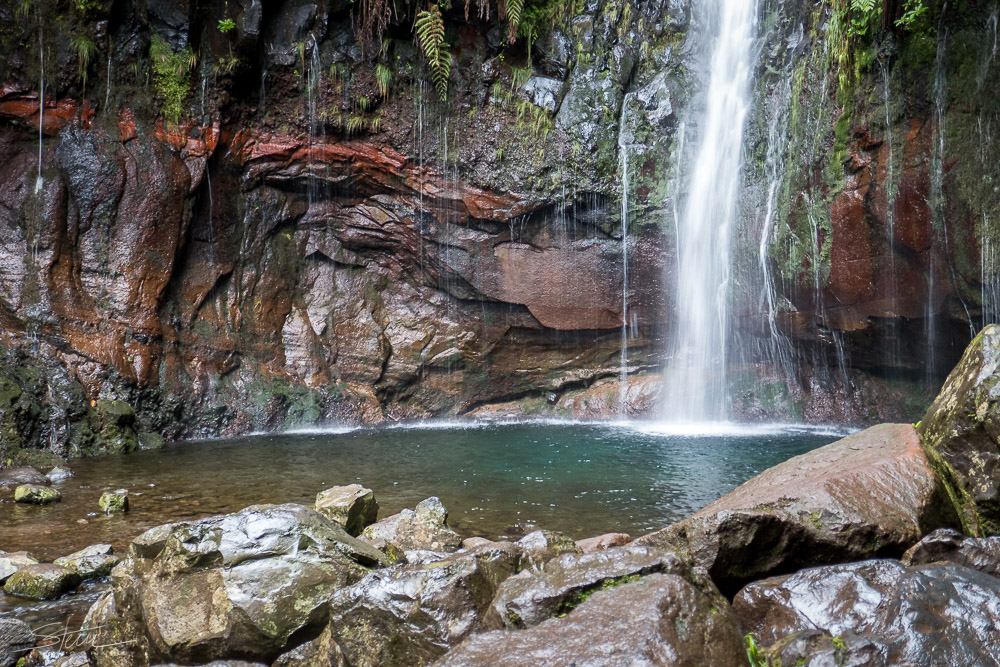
880,60,901,369
617,93,634,413
35,25,44,194
663,0,756,423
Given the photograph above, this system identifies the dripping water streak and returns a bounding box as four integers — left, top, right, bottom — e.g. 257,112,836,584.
617,93,634,414
35,25,44,194
662,0,756,423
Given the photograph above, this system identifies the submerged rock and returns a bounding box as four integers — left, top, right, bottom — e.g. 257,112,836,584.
0,617,35,667
53,544,119,580
14,484,62,504
901,527,1000,577
437,571,745,667
735,559,1000,666
315,484,378,536
484,545,695,630
633,423,956,594
0,467,49,488
324,542,524,667
3,564,81,600
362,497,462,552
87,503,388,666
917,324,1000,535
0,551,39,583
98,490,129,513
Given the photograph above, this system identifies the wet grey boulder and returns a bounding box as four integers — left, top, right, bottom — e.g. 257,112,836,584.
484,545,698,630
87,503,390,667
53,544,119,580
0,617,35,667
917,324,1000,535
757,630,884,667
3,564,81,600
901,527,1000,577
324,542,524,667
516,530,581,568
734,559,1000,666
315,484,378,536
46,466,73,482
634,423,956,594
362,497,462,552
0,551,38,583
0,466,48,488
436,572,746,667
14,484,61,504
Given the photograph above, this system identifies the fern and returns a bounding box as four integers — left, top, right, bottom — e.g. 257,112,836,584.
506,0,525,43
375,63,392,98
414,4,450,100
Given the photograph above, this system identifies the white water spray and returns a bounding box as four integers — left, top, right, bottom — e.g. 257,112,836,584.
662,0,756,423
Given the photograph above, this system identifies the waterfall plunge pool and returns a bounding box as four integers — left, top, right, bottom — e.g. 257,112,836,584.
1,421,844,630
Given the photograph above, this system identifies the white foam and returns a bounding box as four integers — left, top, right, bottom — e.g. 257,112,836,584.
631,421,855,438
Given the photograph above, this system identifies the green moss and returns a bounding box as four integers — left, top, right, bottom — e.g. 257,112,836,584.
554,573,642,617
149,36,194,124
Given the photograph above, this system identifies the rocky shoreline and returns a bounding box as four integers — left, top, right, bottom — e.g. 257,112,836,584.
3,327,1000,666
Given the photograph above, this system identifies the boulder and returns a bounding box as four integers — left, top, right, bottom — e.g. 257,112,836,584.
46,466,73,482
53,544,120,580
436,572,746,667
0,618,35,667
917,324,1000,535
87,504,389,666
314,484,378,536
3,564,81,600
324,542,524,667
633,423,956,594
901,527,1000,577
484,545,695,630
98,490,129,513
0,467,49,488
515,530,582,568
0,551,39,583
14,484,61,504
733,559,1000,666
575,532,632,552
362,497,462,552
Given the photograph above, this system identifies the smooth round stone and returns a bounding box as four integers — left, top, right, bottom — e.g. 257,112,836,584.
3,564,81,600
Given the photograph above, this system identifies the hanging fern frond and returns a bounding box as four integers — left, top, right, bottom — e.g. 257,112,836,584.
505,0,525,43
414,4,450,101
375,63,392,98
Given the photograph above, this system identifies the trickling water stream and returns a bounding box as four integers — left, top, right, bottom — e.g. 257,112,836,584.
663,0,757,423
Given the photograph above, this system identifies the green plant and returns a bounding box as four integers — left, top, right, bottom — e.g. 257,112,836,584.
218,18,236,33
358,96,374,112
413,4,451,100
369,114,383,133
71,33,96,94
745,633,767,667
375,63,392,98
216,55,241,75
149,36,195,124
346,114,367,134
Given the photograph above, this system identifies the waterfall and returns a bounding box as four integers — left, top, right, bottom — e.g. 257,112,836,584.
35,25,44,194
662,0,757,423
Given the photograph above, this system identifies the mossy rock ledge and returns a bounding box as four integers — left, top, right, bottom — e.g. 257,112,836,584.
917,324,1000,536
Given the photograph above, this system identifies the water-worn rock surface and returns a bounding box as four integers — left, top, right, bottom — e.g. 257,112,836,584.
0,617,34,667
437,571,746,667
52,544,119,580
315,484,379,536
734,559,1000,666
918,324,1000,535
361,497,462,553
86,503,388,666
633,423,955,593
901,527,1000,578
3,564,80,600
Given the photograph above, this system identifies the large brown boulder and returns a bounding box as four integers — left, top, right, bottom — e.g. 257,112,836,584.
917,324,1000,535
901,527,1000,577
435,572,746,667
733,559,1000,666
86,504,389,666
633,423,956,594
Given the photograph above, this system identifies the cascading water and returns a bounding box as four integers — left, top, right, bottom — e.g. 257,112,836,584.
618,93,634,414
662,0,756,424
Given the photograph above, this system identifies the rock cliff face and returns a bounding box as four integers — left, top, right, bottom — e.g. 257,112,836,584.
0,0,998,458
